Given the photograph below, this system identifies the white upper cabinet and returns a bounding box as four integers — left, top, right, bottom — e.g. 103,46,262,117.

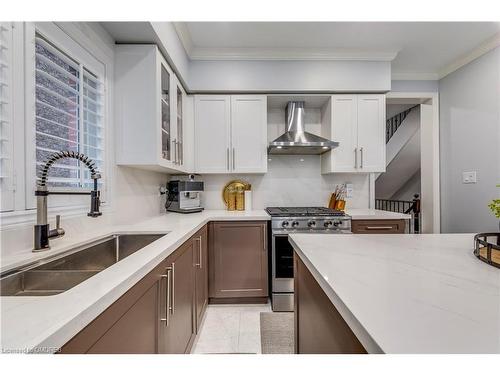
321,95,358,172
230,96,267,173
194,95,267,174
356,95,386,172
194,96,231,173
115,44,190,173
322,94,385,174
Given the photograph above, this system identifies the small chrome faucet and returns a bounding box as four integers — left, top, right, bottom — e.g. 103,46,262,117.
33,151,102,252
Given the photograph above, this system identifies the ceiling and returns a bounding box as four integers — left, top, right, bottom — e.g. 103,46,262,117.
174,22,500,79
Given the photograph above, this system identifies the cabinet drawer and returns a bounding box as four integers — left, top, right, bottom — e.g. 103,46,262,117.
351,219,406,234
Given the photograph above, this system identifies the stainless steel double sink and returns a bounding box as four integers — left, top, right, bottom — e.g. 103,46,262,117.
0,233,167,297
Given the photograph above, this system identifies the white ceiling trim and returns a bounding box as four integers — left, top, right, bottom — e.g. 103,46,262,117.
438,32,500,79
173,22,194,55
391,72,440,81
188,47,398,61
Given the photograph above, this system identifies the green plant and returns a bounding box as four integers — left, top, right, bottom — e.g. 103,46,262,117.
489,184,500,219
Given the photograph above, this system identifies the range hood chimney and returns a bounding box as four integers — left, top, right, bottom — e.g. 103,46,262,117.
268,101,339,155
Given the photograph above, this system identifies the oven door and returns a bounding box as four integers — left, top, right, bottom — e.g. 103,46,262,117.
272,233,294,293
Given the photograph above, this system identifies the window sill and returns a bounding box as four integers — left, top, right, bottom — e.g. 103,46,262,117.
0,203,111,229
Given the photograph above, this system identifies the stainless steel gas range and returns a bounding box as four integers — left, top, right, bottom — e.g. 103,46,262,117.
266,206,351,312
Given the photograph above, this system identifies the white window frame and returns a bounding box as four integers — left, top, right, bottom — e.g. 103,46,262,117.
0,22,15,212
0,22,113,227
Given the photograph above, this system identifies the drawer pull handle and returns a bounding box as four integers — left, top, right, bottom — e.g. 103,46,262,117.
366,226,394,230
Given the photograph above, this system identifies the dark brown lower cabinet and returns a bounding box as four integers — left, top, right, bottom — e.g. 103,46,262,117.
160,239,196,353
209,221,268,301
294,253,366,354
60,225,208,354
61,259,167,353
351,219,406,234
194,225,208,332
59,221,269,353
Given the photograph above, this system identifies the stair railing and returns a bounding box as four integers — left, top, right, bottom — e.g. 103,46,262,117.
375,194,421,233
386,105,419,143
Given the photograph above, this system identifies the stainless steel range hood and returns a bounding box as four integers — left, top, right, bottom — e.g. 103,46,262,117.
268,101,339,155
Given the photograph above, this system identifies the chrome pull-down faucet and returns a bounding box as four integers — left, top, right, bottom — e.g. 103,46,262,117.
33,151,102,252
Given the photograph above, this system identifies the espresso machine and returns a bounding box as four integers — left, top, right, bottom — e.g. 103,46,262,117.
165,175,204,213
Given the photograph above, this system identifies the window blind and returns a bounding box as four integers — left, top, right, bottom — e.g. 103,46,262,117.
35,33,104,189
0,22,14,212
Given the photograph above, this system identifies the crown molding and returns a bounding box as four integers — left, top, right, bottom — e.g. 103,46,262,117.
173,22,194,56
438,32,500,79
391,72,440,81
188,47,398,61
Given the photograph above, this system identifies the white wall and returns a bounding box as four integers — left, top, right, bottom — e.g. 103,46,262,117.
200,156,370,210
385,107,420,165
391,169,421,201
439,46,500,233
386,104,415,119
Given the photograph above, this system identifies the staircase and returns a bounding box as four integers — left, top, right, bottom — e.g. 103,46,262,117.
386,105,418,143
376,105,421,200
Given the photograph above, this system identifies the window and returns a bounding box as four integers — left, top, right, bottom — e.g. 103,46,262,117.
0,23,14,212
0,22,110,222
34,33,105,190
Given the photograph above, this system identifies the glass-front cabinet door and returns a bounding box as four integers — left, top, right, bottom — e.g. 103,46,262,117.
176,84,183,166
160,62,171,162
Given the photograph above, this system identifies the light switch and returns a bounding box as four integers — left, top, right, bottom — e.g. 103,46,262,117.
462,171,477,184
345,183,354,198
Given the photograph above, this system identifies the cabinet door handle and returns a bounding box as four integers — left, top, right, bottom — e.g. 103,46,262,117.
354,148,358,168
226,148,230,171
194,237,202,268
171,262,175,315
179,141,182,165
171,140,176,164
232,147,235,170
360,147,364,169
198,236,202,268
161,267,172,326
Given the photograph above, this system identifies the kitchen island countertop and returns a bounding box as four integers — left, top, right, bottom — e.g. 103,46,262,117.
289,233,500,353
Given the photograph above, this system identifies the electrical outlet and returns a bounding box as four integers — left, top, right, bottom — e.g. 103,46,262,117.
345,183,354,198
462,171,477,184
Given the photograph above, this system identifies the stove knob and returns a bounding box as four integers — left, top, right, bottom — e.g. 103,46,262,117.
307,220,316,228
282,221,290,228
291,221,300,228
324,220,333,228
333,220,341,227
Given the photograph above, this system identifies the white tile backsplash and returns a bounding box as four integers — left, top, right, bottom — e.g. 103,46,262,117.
201,155,371,210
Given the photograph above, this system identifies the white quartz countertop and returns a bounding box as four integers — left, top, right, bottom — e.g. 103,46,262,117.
346,208,411,220
289,233,500,354
0,210,269,352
